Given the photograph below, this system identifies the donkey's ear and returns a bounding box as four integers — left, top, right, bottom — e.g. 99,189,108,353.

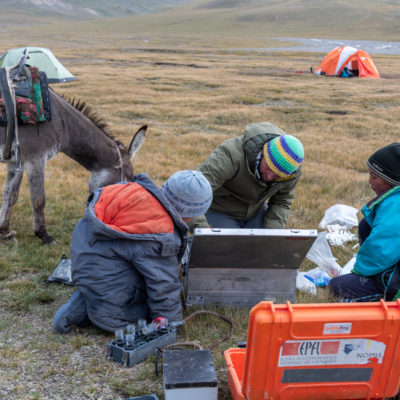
128,125,147,159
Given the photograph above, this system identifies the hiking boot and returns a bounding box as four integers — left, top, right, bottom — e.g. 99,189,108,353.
53,289,90,334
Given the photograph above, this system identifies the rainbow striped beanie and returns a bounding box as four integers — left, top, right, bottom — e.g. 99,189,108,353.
263,135,304,178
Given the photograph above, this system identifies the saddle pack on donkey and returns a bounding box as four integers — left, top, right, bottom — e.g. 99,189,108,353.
0,47,51,162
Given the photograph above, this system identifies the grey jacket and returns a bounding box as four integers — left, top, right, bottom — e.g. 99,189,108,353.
71,173,188,332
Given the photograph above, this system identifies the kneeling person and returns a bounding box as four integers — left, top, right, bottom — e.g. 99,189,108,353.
189,122,304,230
54,170,212,333
330,143,400,301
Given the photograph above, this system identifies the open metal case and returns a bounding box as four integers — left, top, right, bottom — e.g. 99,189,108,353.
182,228,317,307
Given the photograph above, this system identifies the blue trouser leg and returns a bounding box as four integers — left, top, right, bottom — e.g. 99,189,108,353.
205,206,266,229
241,207,266,228
53,289,90,334
205,209,242,228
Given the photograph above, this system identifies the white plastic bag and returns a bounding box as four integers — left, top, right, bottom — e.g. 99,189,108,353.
306,232,342,277
304,267,332,287
326,224,357,247
296,271,317,295
319,204,359,230
340,254,357,275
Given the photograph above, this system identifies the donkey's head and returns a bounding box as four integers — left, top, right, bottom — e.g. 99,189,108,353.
88,125,147,193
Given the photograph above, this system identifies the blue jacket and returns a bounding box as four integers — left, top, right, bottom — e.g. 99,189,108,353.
354,186,400,276
71,173,188,332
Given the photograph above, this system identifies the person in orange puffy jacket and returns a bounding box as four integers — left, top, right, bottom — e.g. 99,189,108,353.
53,170,212,333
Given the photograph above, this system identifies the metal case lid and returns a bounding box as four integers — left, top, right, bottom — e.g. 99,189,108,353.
189,228,317,269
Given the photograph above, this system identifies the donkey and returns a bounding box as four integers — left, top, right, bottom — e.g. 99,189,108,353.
0,89,147,244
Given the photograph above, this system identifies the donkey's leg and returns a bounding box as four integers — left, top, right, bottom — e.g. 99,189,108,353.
0,161,24,240
24,158,55,245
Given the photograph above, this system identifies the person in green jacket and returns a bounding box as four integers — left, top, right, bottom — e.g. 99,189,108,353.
189,122,304,230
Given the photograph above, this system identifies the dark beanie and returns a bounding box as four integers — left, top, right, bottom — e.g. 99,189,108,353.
367,143,400,186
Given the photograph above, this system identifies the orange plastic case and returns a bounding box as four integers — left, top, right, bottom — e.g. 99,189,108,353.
225,301,400,400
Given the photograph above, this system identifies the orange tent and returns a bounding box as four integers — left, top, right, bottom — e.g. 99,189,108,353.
314,46,380,78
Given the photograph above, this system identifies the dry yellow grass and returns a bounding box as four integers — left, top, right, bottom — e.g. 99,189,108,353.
49,40,400,227
1,23,400,399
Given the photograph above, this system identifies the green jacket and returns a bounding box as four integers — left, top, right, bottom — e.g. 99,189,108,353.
190,122,302,229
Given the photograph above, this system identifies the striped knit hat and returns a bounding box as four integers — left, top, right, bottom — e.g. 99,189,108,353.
367,143,400,186
263,135,304,178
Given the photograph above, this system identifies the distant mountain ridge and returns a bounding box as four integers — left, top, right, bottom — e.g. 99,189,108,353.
0,0,193,19
122,0,400,42
1,0,399,42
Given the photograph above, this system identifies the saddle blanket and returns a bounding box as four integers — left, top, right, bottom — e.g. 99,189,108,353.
0,66,51,126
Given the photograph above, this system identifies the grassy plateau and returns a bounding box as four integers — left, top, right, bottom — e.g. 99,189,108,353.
1,1,400,399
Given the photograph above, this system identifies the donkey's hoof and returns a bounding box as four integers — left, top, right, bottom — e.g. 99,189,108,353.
0,230,17,242
41,236,56,245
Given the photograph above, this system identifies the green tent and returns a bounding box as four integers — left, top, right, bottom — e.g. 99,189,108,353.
0,47,77,83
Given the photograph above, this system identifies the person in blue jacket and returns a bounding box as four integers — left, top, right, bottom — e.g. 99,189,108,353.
330,143,400,301
53,170,212,334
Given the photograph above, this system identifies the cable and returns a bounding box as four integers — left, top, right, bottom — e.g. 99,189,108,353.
184,310,234,350
153,310,234,376
383,267,396,301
